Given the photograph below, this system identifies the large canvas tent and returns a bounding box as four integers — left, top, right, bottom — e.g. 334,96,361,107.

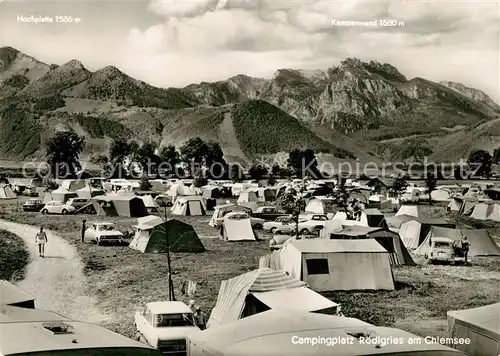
209,204,252,227
399,218,456,249
60,179,86,191
414,226,500,257
220,213,256,241
447,303,500,356
207,268,337,328
190,310,462,356
129,215,205,253
0,281,35,308
0,184,16,199
330,226,415,266
44,188,78,203
171,196,206,216
279,239,395,291
364,208,389,228
140,195,159,213
237,190,259,203
92,195,147,217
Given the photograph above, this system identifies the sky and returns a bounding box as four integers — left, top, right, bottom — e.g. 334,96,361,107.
0,0,499,102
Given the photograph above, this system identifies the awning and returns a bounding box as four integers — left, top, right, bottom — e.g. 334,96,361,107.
252,286,338,312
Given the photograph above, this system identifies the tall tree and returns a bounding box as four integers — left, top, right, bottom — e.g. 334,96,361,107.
248,164,268,181
332,173,349,211
390,176,408,197
158,145,180,176
230,164,243,183
302,149,319,178
493,147,500,164
271,164,281,177
139,174,152,191
468,150,492,178
205,141,227,179
45,130,85,178
425,172,438,205
180,138,208,166
287,149,303,177
277,186,306,237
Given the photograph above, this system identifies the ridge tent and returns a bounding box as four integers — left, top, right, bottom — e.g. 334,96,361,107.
470,202,500,222
396,205,426,218
385,214,417,230
279,239,395,291
0,281,35,309
43,188,78,203
330,225,415,266
167,181,193,197
129,215,205,253
447,303,500,356
207,268,337,328
364,208,389,228
415,226,500,257
171,196,206,216
0,184,16,199
220,212,256,241
305,197,337,215
332,211,369,227
140,195,159,214
76,186,105,199
92,195,147,217
366,195,393,211
399,218,456,249
209,204,252,227
201,185,221,199
192,310,463,356
237,190,259,203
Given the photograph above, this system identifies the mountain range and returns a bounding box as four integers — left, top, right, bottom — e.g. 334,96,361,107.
0,46,499,166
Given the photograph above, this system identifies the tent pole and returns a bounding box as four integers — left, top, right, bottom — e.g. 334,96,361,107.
164,206,175,301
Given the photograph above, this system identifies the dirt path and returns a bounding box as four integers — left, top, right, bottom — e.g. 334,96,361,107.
0,220,108,323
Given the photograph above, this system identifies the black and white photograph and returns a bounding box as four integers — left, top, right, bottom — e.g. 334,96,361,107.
0,0,499,355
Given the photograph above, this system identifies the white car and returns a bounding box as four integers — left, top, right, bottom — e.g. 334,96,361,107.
263,216,294,234
275,214,329,235
135,301,200,355
40,201,76,215
85,222,124,245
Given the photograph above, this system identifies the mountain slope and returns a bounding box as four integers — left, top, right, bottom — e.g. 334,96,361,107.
0,46,498,164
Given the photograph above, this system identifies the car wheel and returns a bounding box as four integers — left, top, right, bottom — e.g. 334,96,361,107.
300,228,309,235
254,224,263,229
41,209,48,214
62,209,68,215
270,227,277,234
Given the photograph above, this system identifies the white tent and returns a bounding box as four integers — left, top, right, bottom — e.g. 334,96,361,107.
60,179,86,191
171,196,206,216
221,212,256,241
167,181,193,197
305,197,336,215
140,195,159,213
279,239,395,291
76,186,105,199
319,219,343,238
470,202,500,222
332,211,369,227
396,205,424,218
209,204,252,227
0,184,16,199
431,189,451,201
237,190,259,203
44,188,78,203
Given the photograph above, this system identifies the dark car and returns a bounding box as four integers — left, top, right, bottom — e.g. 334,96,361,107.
22,199,45,212
67,197,91,210
252,206,287,221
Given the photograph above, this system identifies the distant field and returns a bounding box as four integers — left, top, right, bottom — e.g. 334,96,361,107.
1,197,499,340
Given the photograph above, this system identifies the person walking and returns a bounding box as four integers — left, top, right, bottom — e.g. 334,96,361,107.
35,227,48,257
81,219,87,243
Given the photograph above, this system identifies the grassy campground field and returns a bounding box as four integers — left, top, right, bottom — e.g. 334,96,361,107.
1,197,499,340
0,228,30,281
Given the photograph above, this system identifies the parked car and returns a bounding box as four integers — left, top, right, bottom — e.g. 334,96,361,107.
424,237,472,265
67,197,91,210
252,206,287,221
86,222,124,245
41,201,76,215
22,198,45,212
275,214,329,235
134,301,200,355
263,216,294,234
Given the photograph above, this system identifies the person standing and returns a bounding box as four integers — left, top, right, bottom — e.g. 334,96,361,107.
461,236,471,264
81,219,87,243
194,306,206,330
35,227,48,257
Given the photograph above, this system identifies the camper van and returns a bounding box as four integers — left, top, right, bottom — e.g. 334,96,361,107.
424,237,471,265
